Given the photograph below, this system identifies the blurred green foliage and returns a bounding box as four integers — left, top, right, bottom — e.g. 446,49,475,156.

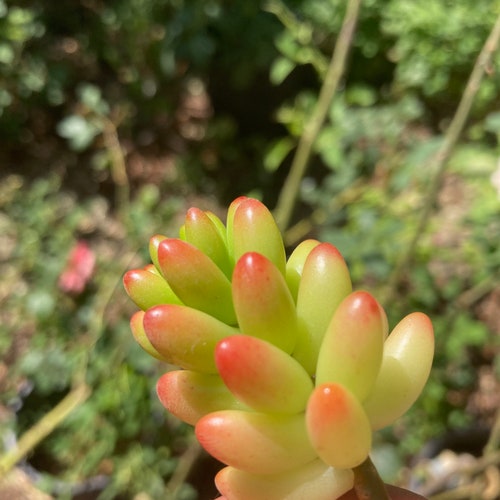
0,175,196,498
1,0,499,497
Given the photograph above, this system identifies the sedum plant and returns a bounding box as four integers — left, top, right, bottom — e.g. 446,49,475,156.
123,196,434,499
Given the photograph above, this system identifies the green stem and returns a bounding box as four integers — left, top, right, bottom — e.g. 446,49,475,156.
274,0,362,232
352,456,390,500
0,384,90,478
483,408,500,456
101,113,130,221
382,12,500,306
166,438,202,497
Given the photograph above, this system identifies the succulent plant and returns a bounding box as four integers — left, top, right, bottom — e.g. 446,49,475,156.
124,197,434,499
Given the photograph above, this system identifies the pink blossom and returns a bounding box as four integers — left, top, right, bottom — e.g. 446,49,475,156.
58,241,96,295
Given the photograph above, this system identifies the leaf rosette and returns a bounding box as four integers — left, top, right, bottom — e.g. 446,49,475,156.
124,197,434,499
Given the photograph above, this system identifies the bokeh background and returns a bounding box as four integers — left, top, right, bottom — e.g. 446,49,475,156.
1,1,499,499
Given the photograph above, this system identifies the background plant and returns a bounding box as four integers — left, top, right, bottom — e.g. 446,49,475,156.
1,0,499,498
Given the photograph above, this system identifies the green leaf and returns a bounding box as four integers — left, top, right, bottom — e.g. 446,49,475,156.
56,115,100,151
0,42,14,64
346,85,377,107
77,83,109,114
485,112,500,134
445,313,489,359
270,56,295,85
264,136,295,172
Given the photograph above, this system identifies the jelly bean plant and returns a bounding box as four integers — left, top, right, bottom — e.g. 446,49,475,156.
123,196,434,500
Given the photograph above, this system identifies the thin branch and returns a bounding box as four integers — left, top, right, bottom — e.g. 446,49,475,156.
0,384,91,478
455,274,499,310
166,438,202,497
422,412,500,499
423,450,500,498
382,12,500,305
274,0,362,232
484,408,500,456
283,179,366,246
101,114,130,220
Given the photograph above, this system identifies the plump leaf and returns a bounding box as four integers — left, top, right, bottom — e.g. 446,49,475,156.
157,238,236,325
143,304,237,372
306,383,372,469
215,460,353,500
363,312,434,430
196,410,317,475
226,197,286,275
156,370,246,425
232,252,298,353
123,264,182,310
294,243,352,374
315,291,386,401
215,335,313,414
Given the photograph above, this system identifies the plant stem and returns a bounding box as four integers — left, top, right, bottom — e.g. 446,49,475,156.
425,450,500,499
166,437,202,497
483,408,500,456
352,456,390,500
101,113,130,220
283,179,365,246
274,0,362,232
382,12,500,305
0,383,90,478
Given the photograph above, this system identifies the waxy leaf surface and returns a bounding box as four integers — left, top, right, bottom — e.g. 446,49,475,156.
216,335,313,414
215,460,354,500
149,234,167,270
285,239,320,302
294,243,352,374
129,310,166,361
143,304,237,372
316,291,386,401
123,265,182,310
183,207,232,278
306,383,371,469
157,370,245,425
232,252,298,353
363,312,434,429
227,197,286,274
157,238,236,324
196,410,317,475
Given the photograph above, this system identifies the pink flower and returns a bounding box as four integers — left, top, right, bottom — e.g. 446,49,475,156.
58,241,95,295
